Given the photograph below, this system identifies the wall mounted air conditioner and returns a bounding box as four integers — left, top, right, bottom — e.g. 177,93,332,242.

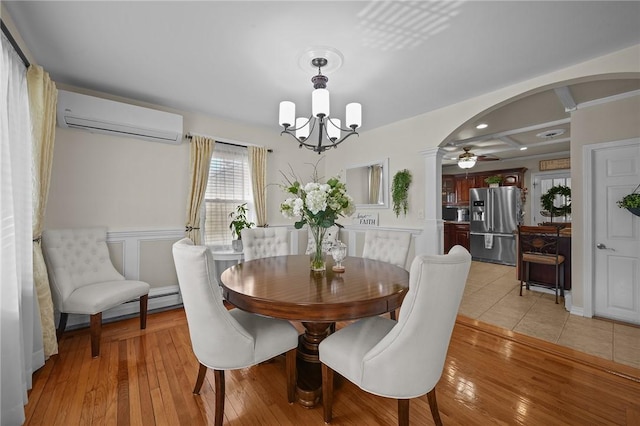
57,90,184,144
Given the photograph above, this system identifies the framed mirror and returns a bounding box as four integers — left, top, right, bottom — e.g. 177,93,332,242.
345,158,389,209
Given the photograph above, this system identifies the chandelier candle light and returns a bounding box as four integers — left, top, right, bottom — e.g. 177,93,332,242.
279,57,362,154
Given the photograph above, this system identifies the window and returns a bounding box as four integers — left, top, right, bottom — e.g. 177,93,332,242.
531,172,571,224
203,143,253,249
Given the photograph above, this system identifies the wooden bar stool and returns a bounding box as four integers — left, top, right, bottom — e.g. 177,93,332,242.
518,225,565,303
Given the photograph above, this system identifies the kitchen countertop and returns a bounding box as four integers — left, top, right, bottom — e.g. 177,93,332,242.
444,221,469,225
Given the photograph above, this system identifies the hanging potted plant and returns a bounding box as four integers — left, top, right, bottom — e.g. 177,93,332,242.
229,203,254,252
617,184,640,217
485,175,502,187
391,169,412,217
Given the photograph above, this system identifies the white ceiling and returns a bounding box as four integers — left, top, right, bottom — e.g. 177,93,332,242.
4,1,640,162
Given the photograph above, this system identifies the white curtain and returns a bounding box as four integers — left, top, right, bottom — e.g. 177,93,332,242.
1,33,45,425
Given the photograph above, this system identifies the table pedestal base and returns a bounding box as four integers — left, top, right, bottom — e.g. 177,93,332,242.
295,321,332,408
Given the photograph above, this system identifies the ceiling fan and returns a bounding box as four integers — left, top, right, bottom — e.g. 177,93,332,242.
456,146,499,169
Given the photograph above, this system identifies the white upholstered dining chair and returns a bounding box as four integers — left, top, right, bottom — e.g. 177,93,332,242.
241,227,289,260
319,245,471,426
172,238,298,426
41,227,150,357
362,229,412,319
362,229,411,269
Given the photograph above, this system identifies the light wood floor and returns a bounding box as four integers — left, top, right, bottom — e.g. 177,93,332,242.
24,308,640,425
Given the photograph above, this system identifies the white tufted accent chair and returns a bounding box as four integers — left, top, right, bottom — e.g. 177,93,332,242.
362,229,412,269
241,227,289,261
172,238,298,426
41,227,150,357
319,246,472,426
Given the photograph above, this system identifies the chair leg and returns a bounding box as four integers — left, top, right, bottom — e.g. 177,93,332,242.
322,363,334,423
554,262,559,304
427,388,443,426
90,313,102,358
390,310,397,321
139,294,148,329
214,369,225,426
285,348,297,403
193,363,207,394
398,399,410,426
56,312,68,341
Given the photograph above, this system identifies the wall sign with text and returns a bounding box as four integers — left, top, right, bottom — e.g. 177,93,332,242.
353,212,379,226
539,158,570,171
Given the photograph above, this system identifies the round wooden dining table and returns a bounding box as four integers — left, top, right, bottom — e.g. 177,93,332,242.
220,254,409,407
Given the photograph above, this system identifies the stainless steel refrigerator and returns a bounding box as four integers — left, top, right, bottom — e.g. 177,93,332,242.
469,186,522,266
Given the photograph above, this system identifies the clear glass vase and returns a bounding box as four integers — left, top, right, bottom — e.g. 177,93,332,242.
330,240,347,272
309,224,327,271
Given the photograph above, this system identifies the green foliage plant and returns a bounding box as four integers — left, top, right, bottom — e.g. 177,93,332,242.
229,203,254,239
485,175,502,185
391,169,412,217
540,185,571,216
617,193,640,209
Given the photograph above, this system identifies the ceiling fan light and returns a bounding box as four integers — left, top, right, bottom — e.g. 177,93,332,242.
458,156,477,169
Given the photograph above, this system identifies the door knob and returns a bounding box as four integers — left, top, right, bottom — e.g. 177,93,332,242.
596,243,615,251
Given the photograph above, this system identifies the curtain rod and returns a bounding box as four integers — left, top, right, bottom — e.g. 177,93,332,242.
185,133,272,153
1,19,30,68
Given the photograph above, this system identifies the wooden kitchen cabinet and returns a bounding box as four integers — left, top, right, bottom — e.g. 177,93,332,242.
444,222,470,253
442,175,456,204
454,176,477,204
442,167,527,206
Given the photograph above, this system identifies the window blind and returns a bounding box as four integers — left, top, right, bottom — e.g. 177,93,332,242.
203,143,254,248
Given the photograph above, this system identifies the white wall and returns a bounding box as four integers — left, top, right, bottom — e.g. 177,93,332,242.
11,0,639,315
570,94,640,309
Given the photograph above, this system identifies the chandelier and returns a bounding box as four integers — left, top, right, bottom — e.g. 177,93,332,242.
458,147,477,169
278,57,361,154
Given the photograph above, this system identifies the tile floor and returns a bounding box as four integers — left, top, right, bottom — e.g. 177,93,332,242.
458,261,640,370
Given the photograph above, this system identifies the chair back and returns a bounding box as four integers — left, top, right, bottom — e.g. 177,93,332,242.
360,245,471,397
241,227,289,261
518,225,561,259
172,238,255,368
362,229,411,269
305,225,340,254
42,227,124,310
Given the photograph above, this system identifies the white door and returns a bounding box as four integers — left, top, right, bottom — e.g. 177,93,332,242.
593,141,640,324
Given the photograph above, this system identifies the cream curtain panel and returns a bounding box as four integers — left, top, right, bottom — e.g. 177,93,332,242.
248,146,268,226
369,165,382,205
27,64,58,358
186,135,215,244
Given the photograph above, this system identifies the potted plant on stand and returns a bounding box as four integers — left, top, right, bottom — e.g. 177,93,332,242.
617,184,640,217
229,203,254,252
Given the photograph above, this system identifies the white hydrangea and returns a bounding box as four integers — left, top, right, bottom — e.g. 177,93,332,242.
292,198,304,216
305,188,328,214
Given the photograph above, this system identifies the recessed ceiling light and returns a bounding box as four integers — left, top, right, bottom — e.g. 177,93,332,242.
520,147,528,151
476,123,488,129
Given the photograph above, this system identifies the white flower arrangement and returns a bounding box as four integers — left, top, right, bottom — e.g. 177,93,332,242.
280,167,355,270
280,177,355,229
